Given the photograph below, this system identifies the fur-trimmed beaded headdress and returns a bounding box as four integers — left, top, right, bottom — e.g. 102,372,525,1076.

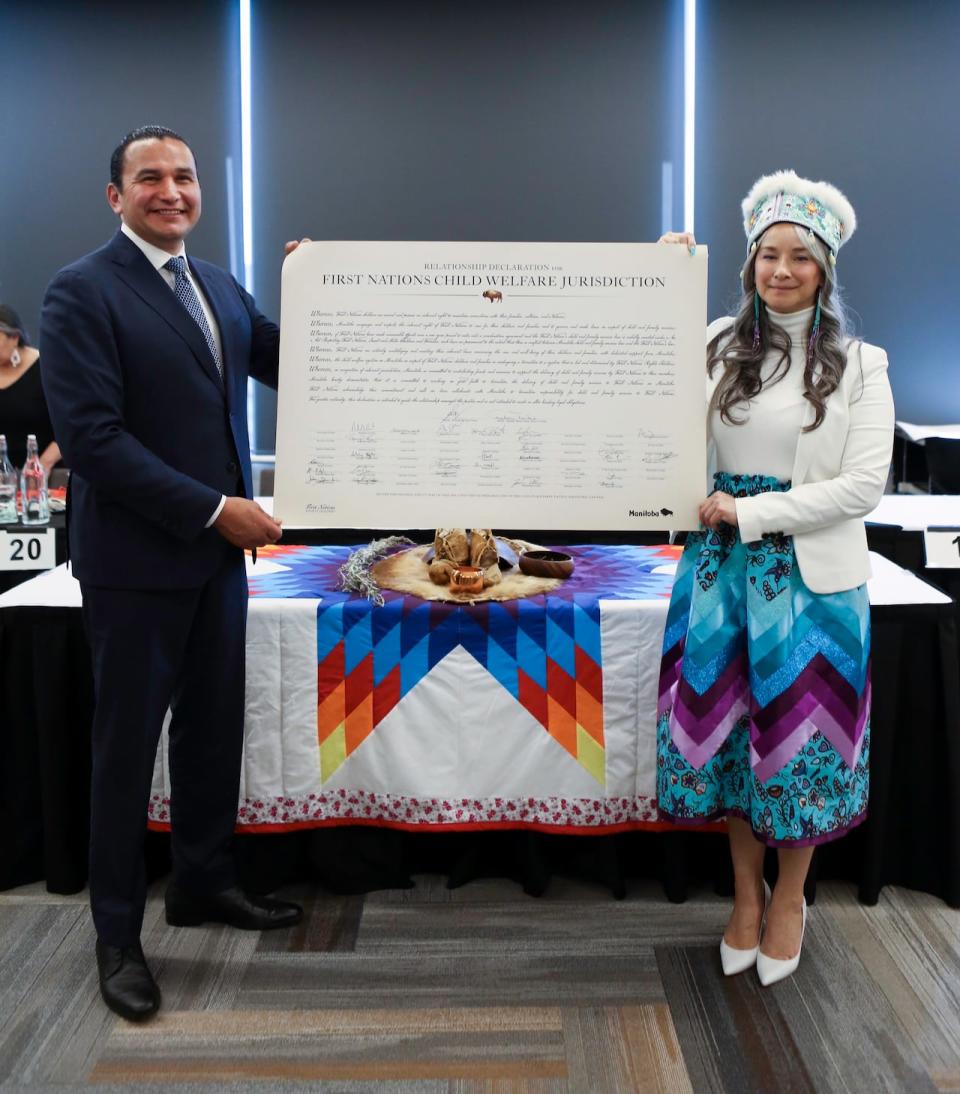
741,170,857,264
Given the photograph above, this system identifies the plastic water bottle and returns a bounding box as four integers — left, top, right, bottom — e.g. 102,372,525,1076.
20,434,49,525
0,435,17,524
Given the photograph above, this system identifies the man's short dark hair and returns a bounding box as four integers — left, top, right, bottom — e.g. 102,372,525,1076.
110,126,193,190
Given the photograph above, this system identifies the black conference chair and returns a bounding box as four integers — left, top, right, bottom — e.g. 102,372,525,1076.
925,438,960,494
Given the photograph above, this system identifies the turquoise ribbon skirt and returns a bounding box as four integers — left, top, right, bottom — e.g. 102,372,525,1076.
656,472,870,846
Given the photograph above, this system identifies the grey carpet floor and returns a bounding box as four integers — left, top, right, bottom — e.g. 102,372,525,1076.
1,876,958,1093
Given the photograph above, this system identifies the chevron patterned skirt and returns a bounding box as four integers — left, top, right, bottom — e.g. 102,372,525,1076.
656,472,870,846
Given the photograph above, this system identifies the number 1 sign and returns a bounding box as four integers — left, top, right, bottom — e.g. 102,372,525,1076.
923,526,960,569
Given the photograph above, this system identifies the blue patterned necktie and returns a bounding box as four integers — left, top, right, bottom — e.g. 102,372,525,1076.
163,256,223,379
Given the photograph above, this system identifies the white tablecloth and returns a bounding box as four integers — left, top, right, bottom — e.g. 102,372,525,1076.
1,550,949,832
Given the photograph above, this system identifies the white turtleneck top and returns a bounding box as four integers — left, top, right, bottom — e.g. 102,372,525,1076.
709,305,815,482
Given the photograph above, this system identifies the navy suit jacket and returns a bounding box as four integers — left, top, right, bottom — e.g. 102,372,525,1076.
40,230,279,589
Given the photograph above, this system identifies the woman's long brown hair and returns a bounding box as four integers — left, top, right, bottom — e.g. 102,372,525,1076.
707,226,853,432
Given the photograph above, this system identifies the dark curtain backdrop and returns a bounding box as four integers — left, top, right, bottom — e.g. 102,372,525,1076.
0,0,239,347
698,0,960,424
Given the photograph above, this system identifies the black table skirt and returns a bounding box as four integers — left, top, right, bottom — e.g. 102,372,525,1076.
3,596,959,907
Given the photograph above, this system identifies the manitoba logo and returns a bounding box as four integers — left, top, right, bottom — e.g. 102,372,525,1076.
629,507,674,517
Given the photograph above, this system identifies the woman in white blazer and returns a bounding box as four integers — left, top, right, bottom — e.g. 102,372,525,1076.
656,171,894,986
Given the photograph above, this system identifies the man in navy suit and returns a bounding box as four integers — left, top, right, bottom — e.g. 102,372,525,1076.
41,126,302,1022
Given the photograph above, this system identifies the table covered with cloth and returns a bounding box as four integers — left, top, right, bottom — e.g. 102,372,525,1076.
2,541,959,906
148,542,686,833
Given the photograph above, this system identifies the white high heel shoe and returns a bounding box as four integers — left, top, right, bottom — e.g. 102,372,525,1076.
757,898,807,987
720,879,771,976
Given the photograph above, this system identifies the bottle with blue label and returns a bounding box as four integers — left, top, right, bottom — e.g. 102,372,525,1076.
0,434,18,524
20,434,49,525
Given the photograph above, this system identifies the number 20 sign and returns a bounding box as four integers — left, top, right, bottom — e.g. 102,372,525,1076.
1,529,56,571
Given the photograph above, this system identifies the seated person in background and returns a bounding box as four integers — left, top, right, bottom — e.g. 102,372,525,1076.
0,304,61,474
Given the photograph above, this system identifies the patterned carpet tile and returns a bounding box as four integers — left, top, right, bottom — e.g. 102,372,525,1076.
0,909,107,1087
240,952,665,1009
89,1060,569,1084
561,1005,692,1094
798,899,946,1093
655,944,803,1094
451,1083,568,1094
256,893,365,954
88,1005,692,1090
103,1006,564,1040
354,899,726,958
0,904,85,1028
144,928,262,1013
657,912,939,1094
9,1085,527,1094
3,880,960,1091
817,884,960,1077
33,1083,562,1094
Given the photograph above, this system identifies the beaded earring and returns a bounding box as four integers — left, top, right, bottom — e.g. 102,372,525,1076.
9,347,21,368
752,291,762,353
807,288,822,365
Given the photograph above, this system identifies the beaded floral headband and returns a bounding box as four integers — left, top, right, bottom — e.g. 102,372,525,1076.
742,170,857,265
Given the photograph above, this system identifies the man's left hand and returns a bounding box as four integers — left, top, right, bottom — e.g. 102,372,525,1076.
699,491,738,530
214,496,283,548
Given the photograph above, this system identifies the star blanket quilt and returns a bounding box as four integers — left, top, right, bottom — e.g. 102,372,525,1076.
149,543,683,832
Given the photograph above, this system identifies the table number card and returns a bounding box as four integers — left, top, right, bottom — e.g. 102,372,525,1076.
0,528,56,571
923,526,960,569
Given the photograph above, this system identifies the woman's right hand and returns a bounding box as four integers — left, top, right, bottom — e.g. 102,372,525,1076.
657,231,697,254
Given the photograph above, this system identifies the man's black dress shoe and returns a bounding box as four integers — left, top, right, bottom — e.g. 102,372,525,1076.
164,883,303,930
95,940,161,1022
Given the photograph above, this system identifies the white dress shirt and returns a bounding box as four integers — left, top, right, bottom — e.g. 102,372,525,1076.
120,222,227,526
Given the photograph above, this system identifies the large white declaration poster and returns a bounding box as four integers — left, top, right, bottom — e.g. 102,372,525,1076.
274,241,707,529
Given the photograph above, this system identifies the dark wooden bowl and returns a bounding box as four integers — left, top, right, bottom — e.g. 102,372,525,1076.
518,549,575,579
